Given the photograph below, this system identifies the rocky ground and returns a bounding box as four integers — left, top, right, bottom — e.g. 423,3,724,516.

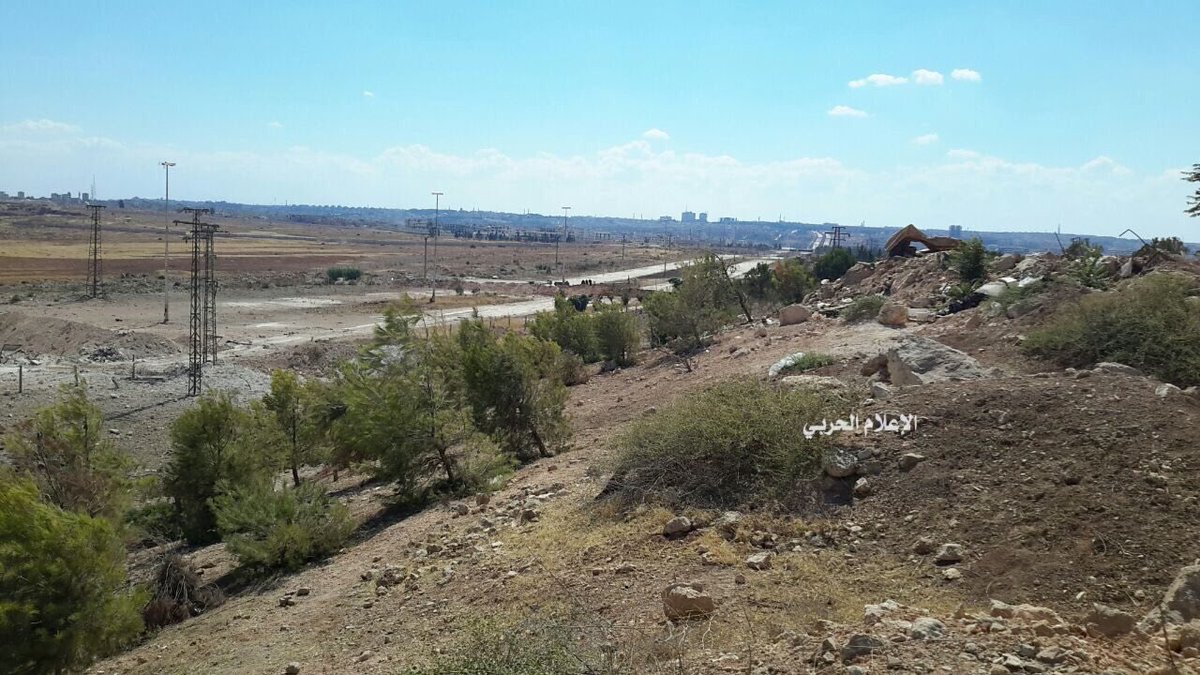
3,243,1195,674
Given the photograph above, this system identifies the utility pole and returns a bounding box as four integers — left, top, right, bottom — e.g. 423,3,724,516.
176,208,217,396
86,204,106,298
160,161,175,323
430,191,442,302
559,206,571,281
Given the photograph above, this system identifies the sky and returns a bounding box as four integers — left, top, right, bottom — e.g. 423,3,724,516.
1,1,1198,237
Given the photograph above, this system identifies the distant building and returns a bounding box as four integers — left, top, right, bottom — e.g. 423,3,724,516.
0,191,8,200
81,192,89,202
658,215,674,222
698,212,708,223
681,211,696,223
949,224,963,238
718,216,736,224
16,191,24,199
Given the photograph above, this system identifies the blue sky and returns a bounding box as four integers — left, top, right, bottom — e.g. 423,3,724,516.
1,1,1197,236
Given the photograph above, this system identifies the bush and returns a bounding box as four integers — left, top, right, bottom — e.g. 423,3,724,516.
405,618,589,675
608,379,841,508
955,238,987,283
163,391,277,545
4,385,135,520
813,247,856,281
0,475,145,675
326,266,362,282
554,350,590,386
593,305,641,367
1023,274,1200,386
528,296,598,362
213,482,354,572
777,352,835,375
142,554,224,630
125,500,183,543
842,295,885,323
772,258,818,304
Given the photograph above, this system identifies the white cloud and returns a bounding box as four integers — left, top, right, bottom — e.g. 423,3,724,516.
912,133,939,145
267,121,283,129
642,128,670,141
1,119,81,134
848,73,908,88
951,68,982,82
828,105,868,118
362,90,375,98
912,69,944,86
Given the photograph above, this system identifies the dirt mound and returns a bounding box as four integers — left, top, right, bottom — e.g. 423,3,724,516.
0,310,181,360
851,370,1200,612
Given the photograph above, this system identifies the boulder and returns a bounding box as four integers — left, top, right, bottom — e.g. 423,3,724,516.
912,537,936,555
662,582,715,621
1084,603,1136,637
842,263,875,287
989,600,1064,624
779,304,812,326
935,543,965,564
285,663,301,675
910,617,946,640
994,254,1020,272
876,302,908,328
883,336,990,386
899,453,925,471
1093,361,1143,377
907,308,937,323
852,477,872,498
746,551,774,570
840,634,887,661
822,447,860,478
977,281,1009,298
663,516,694,537
1142,564,1200,629
870,381,893,400
713,511,742,540
1157,383,1182,398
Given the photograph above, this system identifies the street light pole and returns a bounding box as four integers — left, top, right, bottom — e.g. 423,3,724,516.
559,206,571,282
160,161,175,324
431,191,443,302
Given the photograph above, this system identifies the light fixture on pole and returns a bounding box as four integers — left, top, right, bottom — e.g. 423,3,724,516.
558,206,571,281
160,161,175,324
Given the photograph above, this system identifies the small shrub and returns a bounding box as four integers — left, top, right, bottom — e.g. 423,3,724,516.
213,482,354,572
125,500,183,543
842,295,885,323
994,280,1046,310
325,266,362,282
777,352,835,375
954,238,987,283
142,554,224,630
405,617,591,675
1023,274,1200,386
608,379,841,508
1070,248,1110,289
555,350,590,386
813,247,856,281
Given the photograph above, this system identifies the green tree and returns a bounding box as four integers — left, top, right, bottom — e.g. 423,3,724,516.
163,391,275,545
1151,236,1188,255
4,385,134,520
593,304,641,367
0,475,144,675
813,247,856,280
771,258,817,304
263,370,326,487
528,295,599,362
457,320,569,460
212,481,354,571
1184,163,1200,218
955,237,987,283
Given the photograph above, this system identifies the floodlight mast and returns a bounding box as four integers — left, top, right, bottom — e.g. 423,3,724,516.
430,191,443,302
161,161,176,323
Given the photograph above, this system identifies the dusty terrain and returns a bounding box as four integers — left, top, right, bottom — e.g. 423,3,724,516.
2,208,1198,674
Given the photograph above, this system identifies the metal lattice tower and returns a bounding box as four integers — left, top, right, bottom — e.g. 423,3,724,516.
86,204,106,297
826,224,847,250
176,208,216,396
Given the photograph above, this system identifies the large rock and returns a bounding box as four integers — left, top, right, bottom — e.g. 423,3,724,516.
780,375,846,390
910,617,946,640
1093,361,1143,377
876,302,908,327
821,447,860,478
1084,603,1136,637
842,263,875,286
1142,564,1200,629
779,304,812,326
662,582,715,621
883,336,990,386
993,254,1020,272
989,600,1064,624
663,516,694,537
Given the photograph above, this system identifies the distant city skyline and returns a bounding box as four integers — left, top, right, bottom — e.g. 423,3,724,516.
1,1,1198,238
